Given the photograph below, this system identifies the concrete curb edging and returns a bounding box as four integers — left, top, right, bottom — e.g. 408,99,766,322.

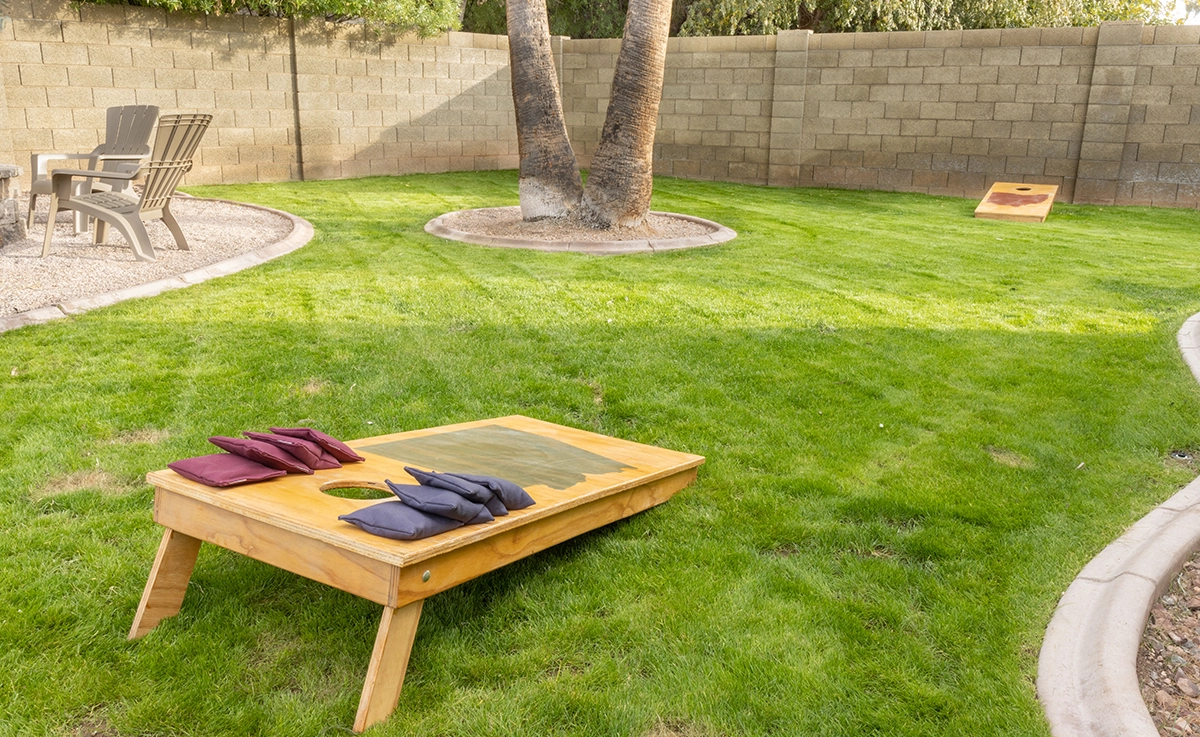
1037,312,1200,737
0,199,314,335
424,207,737,255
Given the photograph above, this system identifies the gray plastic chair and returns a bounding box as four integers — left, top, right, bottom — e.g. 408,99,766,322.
27,105,160,234
41,113,212,262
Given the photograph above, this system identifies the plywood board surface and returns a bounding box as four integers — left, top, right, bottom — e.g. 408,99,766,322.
974,182,1059,223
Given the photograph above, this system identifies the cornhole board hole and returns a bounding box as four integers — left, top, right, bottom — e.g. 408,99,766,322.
128,415,704,733
974,182,1059,223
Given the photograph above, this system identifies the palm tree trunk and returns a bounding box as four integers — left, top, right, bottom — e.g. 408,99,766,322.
507,0,582,219
578,0,672,228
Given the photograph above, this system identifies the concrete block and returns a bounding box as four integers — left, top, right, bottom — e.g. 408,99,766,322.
1096,20,1144,47
977,84,1017,102
960,65,999,85
998,66,1039,85
1154,25,1200,45
994,102,1034,121
922,66,959,84
1088,84,1134,106
67,65,114,87
916,135,953,152
1094,45,1140,66
1021,46,1062,66
1001,27,1042,46
907,48,945,66
1152,66,1199,87
880,135,916,152
1165,125,1200,144
19,62,68,86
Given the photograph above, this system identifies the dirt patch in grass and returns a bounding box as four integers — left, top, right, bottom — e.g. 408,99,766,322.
985,446,1033,468
72,713,117,737
36,470,135,499
108,428,170,445
645,719,709,737
297,378,327,396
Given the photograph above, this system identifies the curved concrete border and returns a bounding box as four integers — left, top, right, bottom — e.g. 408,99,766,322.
424,207,736,255
0,199,314,335
1037,312,1200,737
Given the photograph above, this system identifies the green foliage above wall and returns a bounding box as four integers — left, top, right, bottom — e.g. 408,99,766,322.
678,0,1176,35
79,0,461,35
462,0,1176,38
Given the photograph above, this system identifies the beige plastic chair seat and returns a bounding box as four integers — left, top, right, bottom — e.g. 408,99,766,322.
41,113,212,262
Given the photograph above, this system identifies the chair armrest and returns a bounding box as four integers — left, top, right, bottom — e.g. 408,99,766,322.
30,152,96,177
50,168,140,182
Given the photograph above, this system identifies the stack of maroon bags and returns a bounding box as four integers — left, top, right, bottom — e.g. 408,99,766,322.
168,427,365,487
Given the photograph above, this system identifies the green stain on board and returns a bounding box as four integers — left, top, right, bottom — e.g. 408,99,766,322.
359,425,633,490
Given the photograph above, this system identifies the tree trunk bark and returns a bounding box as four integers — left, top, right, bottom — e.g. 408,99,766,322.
507,0,583,220
577,0,672,228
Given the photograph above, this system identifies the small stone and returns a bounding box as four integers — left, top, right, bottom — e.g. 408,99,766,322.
1189,598,1200,610
1177,717,1192,733
1171,631,1185,644
1166,596,1179,606
1160,689,1179,707
1151,638,1167,652
1172,655,1187,666
1179,677,1200,697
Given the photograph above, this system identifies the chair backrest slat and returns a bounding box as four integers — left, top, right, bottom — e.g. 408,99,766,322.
139,113,213,212
101,105,159,157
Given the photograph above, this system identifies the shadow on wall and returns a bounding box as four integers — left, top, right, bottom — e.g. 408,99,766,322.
298,66,519,182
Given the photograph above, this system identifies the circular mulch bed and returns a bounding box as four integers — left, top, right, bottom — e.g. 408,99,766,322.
425,206,736,254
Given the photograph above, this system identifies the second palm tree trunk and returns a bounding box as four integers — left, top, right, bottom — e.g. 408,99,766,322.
578,0,672,228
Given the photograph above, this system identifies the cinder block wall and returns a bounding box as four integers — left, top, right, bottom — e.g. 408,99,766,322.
3,0,1199,207
563,35,778,183
0,0,517,186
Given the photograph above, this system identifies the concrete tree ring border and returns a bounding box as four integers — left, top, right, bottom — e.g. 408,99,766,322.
0,199,314,335
424,207,737,255
1038,312,1200,737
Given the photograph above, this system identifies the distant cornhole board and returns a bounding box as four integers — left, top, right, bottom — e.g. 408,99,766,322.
974,182,1059,223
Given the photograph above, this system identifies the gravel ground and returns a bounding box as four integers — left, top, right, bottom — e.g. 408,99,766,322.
441,206,713,242
1,196,294,316
1139,551,1200,736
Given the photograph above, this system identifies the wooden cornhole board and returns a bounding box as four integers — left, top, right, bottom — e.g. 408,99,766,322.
974,182,1059,223
129,415,704,732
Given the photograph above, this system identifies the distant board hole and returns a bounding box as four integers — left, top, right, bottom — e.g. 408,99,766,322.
320,480,392,500
1015,186,1032,191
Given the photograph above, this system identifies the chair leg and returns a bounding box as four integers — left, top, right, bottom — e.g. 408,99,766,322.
161,204,189,251
107,215,156,262
26,193,37,229
93,219,110,245
73,210,87,236
41,195,59,257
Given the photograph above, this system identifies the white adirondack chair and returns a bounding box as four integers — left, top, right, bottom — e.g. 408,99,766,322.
27,105,159,234
41,113,213,262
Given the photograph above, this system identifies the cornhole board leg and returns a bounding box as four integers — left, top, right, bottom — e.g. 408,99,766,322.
128,528,202,640
353,600,424,733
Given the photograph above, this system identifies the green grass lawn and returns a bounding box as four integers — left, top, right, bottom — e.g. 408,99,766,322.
3,171,1200,736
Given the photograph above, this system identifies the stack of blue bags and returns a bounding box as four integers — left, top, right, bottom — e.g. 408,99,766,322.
339,466,534,541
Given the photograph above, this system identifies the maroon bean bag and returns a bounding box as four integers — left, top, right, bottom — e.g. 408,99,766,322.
168,453,287,487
